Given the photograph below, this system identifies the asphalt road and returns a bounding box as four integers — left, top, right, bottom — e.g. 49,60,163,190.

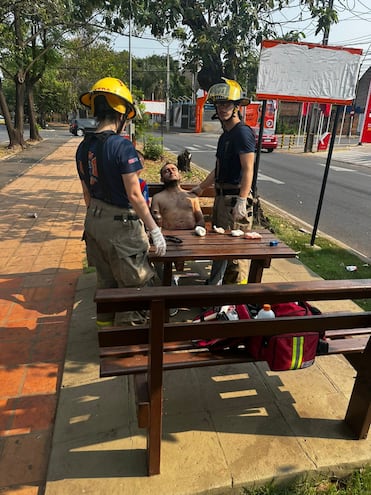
162,131,371,260
256,147,371,258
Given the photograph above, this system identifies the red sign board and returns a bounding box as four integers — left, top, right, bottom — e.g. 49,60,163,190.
360,82,371,144
244,101,277,135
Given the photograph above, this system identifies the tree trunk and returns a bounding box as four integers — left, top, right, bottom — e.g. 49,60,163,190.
8,128,25,150
27,86,41,142
0,79,25,149
14,73,25,134
10,72,27,148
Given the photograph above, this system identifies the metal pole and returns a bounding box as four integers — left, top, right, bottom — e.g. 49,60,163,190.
166,44,170,132
316,112,324,148
297,104,303,146
305,0,333,153
337,105,346,144
325,105,332,132
310,105,342,246
252,99,267,197
349,114,354,138
128,14,133,141
322,0,334,46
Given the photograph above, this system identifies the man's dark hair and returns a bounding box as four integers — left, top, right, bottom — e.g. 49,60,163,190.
94,95,118,121
160,162,178,178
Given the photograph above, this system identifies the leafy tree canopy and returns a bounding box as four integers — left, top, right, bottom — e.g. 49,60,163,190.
0,0,338,148
94,0,338,91
0,0,110,146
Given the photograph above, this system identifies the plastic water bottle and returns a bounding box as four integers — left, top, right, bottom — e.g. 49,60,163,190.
256,304,275,319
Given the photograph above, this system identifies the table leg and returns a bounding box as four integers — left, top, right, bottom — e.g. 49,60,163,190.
248,258,271,283
159,262,173,322
344,338,371,439
147,298,165,475
162,262,173,286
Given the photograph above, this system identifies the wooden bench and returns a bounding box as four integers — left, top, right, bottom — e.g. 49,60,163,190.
95,279,371,475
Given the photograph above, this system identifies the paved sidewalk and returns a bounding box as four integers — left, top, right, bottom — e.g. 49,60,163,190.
44,262,371,495
0,138,86,494
0,136,370,495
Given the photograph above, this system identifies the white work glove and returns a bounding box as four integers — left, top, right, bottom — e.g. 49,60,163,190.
194,225,206,237
233,197,247,220
190,185,203,196
213,225,225,234
150,227,167,256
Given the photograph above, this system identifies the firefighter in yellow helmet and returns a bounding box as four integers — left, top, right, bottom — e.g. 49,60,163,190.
76,77,166,326
192,78,256,285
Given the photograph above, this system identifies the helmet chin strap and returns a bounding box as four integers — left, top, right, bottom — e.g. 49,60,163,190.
116,113,127,135
229,105,239,121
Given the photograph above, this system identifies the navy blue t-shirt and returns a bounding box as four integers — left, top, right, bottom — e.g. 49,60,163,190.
215,123,256,185
76,132,142,208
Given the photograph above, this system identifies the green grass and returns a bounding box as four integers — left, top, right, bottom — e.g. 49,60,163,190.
242,467,371,494
265,209,371,311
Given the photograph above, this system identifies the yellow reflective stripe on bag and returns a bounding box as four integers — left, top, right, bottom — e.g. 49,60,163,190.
290,336,305,369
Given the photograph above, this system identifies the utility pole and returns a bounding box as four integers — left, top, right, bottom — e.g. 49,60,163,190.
128,12,133,141
158,38,171,132
304,0,334,153
166,43,170,132
309,0,341,246
322,0,334,46
304,104,319,152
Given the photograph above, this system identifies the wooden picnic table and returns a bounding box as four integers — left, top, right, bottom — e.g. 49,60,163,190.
149,226,297,286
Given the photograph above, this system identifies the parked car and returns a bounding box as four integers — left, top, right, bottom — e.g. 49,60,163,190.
69,118,97,136
255,133,278,152
0,115,5,125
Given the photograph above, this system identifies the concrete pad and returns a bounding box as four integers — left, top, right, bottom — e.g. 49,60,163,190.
160,413,232,493
263,258,322,283
315,355,358,395
50,377,136,444
62,271,99,387
212,407,316,488
262,360,349,402
194,363,279,411
277,391,371,476
45,269,371,495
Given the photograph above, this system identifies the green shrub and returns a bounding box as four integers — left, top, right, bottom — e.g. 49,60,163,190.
134,105,151,139
143,135,163,160
276,118,298,135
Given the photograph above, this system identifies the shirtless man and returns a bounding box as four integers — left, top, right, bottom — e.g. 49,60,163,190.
151,162,205,231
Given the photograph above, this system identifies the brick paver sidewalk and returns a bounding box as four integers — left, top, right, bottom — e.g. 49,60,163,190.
0,139,86,494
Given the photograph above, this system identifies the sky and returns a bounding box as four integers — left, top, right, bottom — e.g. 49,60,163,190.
271,0,371,76
112,0,371,77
